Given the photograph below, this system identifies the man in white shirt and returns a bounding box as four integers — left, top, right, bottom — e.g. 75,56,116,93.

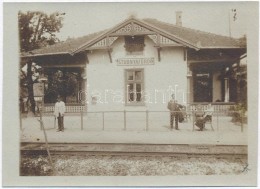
54,95,66,132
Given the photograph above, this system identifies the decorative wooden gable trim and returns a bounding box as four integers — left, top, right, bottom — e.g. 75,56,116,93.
148,35,183,47
87,37,118,50
147,34,183,62
72,17,199,55
112,23,153,35
108,37,118,46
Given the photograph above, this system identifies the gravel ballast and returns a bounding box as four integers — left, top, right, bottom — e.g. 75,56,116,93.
20,154,247,176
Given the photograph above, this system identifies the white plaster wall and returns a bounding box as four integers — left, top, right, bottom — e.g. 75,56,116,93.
212,71,222,102
86,36,187,112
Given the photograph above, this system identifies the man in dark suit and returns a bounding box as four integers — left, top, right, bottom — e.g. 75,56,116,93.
167,94,183,130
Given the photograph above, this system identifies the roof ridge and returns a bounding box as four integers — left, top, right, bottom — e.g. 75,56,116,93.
22,17,244,57
143,18,239,41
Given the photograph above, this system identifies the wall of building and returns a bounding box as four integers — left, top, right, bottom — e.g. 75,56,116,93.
86,36,187,112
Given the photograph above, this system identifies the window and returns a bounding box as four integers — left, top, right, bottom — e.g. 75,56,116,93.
124,36,145,55
125,69,144,105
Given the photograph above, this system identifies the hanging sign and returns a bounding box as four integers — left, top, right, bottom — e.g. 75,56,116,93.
116,58,155,66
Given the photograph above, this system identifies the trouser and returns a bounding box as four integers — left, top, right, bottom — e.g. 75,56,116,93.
195,117,205,131
170,112,179,129
58,113,64,131
195,115,211,131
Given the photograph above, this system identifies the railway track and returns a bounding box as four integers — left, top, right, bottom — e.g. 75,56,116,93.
21,142,247,159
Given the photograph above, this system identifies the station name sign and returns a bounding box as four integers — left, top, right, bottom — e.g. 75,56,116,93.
116,58,155,66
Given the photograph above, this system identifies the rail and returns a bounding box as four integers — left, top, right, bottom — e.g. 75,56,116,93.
42,103,236,114
21,110,246,133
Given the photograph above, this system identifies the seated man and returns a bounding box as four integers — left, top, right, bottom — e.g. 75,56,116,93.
194,105,205,131
195,104,214,131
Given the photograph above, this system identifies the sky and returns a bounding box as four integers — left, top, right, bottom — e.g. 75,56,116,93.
15,2,256,41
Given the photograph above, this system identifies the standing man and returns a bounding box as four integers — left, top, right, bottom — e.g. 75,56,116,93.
54,95,66,132
167,94,182,130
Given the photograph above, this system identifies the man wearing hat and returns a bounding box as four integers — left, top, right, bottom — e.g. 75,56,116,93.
167,94,183,130
54,95,66,132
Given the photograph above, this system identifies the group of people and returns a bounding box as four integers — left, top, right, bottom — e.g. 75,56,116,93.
54,94,213,132
167,94,213,131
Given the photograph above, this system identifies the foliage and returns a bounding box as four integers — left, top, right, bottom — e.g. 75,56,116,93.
222,61,247,109
229,103,247,123
19,11,64,114
19,63,42,113
44,70,79,103
20,155,53,176
18,11,64,52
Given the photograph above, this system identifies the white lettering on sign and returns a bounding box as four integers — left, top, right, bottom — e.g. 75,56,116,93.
116,58,155,66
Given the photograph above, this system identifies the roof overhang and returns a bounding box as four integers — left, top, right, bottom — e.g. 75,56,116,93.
20,17,245,58
20,52,70,58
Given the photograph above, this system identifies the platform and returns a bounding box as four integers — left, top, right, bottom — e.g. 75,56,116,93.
20,115,247,146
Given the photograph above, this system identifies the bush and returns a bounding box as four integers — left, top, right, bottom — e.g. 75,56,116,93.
229,103,247,123
20,155,53,176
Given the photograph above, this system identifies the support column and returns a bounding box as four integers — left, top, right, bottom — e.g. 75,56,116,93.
186,63,192,104
237,61,241,103
156,34,161,62
224,77,229,102
80,66,87,110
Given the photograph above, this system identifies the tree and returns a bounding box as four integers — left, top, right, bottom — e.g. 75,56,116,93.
19,11,64,114
19,11,64,52
44,70,79,104
20,62,42,114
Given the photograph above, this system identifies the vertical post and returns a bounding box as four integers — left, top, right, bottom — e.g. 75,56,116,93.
20,112,22,130
237,60,241,103
192,111,195,131
217,111,219,131
38,111,54,170
54,117,56,129
186,62,192,106
124,110,126,131
40,110,43,130
102,112,105,131
146,110,149,131
81,111,83,130
240,111,243,132
224,78,229,102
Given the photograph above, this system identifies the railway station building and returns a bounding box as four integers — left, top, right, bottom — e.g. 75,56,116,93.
20,15,246,113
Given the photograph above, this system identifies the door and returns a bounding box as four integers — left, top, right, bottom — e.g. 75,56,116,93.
193,72,212,102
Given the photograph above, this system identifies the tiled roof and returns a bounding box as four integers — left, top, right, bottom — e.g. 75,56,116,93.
21,30,108,57
21,17,244,57
143,18,241,48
